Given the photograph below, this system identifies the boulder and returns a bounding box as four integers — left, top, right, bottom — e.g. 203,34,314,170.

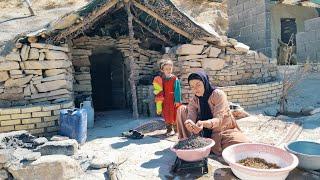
176,44,204,55
0,71,9,82
8,155,83,180
23,60,72,70
28,48,40,60
45,50,69,60
34,139,78,156
202,58,225,71
35,80,69,92
0,62,20,71
4,75,33,88
5,52,21,61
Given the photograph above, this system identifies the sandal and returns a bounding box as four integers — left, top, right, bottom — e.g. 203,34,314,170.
122,129,144,139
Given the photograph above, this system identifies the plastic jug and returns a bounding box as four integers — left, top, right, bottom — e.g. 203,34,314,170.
80,101,94,129
59,108,87,144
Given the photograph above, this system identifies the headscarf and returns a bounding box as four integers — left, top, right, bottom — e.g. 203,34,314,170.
188,71,216,137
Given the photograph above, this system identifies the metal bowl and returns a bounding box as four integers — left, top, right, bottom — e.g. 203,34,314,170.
285,140,320,170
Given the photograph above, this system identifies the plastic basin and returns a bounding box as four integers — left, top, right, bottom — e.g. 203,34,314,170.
284,140,320,170
222,143,299,180
170,138,215,162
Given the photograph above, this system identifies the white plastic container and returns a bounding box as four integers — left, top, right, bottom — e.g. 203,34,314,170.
80,101,94,129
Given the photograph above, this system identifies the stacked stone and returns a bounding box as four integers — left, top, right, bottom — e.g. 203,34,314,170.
0,101,74,135
115,37,160,83
174,38,278,102
71,36,161,112
0,43,73,108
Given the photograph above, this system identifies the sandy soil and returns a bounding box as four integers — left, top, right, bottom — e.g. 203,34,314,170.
75,73,320,179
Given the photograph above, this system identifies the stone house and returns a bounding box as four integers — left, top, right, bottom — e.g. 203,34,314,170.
0,0,282,136
227,0,320,64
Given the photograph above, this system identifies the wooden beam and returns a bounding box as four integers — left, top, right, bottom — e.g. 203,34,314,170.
132,16,174,46
56,0,118,40
132,0,193,40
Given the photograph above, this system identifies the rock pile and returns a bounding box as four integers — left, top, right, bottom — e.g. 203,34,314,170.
0,131,111,180
0,43,73,108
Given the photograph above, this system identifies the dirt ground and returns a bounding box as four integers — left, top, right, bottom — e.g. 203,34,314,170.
76,73,320,180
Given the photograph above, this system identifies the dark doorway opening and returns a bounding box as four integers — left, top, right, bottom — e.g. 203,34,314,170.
90,50,128,111
281,18,297,46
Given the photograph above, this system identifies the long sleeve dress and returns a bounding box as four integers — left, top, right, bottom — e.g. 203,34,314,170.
176,89,249,155
162,75,181,125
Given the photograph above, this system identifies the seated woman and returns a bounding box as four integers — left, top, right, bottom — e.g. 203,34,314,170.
176,71,250,156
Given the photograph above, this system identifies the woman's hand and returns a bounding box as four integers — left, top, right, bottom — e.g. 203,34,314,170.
184,119,203,134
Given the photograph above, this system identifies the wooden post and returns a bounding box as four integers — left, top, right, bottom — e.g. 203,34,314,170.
125,1,139,119
24,0,35,16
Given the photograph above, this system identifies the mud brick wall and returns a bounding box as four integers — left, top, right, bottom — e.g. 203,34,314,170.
296,17,320,63
219,81,282,109
0,43,74,108
0,101,74,136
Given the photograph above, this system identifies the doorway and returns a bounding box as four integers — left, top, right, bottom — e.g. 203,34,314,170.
90,50,128,111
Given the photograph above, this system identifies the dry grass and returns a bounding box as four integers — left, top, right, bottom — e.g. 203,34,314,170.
0,0,88,10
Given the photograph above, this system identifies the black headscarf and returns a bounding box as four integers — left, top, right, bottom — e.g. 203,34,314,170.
188,71,216,138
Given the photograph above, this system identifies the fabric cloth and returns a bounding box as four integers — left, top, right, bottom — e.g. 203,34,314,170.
153,76,164,115
161,75,181,124
176,89,250,155
187,71,217,137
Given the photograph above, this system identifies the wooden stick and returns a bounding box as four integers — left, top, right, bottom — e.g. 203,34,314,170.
125,1,139,119
55,0,118,40
132,16,174,46
24,0,35,16
132,0,193,40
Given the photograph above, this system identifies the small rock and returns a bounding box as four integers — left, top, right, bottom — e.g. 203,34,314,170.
89,158,111,169
301,106,314,115
0,149,13,163
33,137,48,146
234,42,250,53
208,47,221,58
50,135,69,141
0,169,9,180
34,139,78,156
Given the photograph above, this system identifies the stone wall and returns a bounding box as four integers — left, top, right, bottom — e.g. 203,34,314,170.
0,101,74,136
0,43,73,108
227,0,273,57
173,39,278,103
219,81,282,109
71,36,162,111
296,17,320,63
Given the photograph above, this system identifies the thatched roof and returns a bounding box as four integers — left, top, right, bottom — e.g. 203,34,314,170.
16,0,221,47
